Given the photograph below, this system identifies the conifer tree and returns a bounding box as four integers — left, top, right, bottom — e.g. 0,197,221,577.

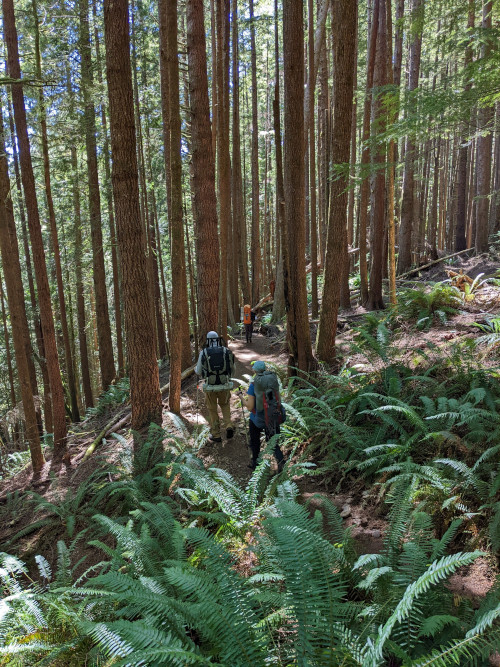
79,0,116,391
283,0,313,373
3,0,68,462
186,0,220,339
316,0,356,361
0,110,44,473
104,0,162,432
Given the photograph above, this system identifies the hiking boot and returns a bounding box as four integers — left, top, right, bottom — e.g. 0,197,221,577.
226,427,234,439
209,435,222,444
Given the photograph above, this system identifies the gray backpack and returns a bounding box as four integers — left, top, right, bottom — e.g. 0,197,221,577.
254,371,284,436
254,371,280,411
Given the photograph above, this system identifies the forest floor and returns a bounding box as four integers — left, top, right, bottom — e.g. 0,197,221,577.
1,289,499,627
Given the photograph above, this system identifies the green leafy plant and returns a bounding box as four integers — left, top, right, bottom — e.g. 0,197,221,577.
3,492,498,666
85,377,130,418
396,282,461,330
350,312,395,361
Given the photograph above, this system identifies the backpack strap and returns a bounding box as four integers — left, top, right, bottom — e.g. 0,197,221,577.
201,348,210,378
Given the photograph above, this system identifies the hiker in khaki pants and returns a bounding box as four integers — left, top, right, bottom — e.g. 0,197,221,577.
204,390,233,443
195,331,236,443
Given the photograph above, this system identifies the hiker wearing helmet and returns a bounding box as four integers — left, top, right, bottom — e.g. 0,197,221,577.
242,304,256,343
241,360,286,471
195,331,236,443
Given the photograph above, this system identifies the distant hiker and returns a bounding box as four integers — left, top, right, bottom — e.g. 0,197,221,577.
243,304,256,343
269,279,276,299
241,360,286,471
195,331,235,443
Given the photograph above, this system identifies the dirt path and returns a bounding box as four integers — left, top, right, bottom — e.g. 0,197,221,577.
171,331,287,483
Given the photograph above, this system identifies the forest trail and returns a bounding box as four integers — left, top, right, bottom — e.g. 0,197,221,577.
175,329,287,483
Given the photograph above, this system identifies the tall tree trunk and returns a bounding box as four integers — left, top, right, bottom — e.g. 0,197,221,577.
475,0,493,254
367,0,388,310
159,0,173,235
317,13,329,266
79,0,116,391
186,0,220,341
216,0,231,336
249,0,262,305
232,0,251,306
0,274,16,408
428,140,441,258
397,0,424,273
210,0,218,161
6,98,44,433
386,0,397,305
0,113,45,473
303,0,329,140
316,0,356,361
283,0,314,373
165,0,190,412
104,0,162,433
91,0,125,376
32,0,80,422
271,0,287,323
71,146,94,410
308,0,319,320
358,0,379,305
3,0,68,461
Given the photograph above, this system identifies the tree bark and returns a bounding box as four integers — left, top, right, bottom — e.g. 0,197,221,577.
91,0,125,376
0,275,16,409
232,0,251,307
71,146,94,410
271,0,287,323
216,0,231,335
249,0,262,305
32,0,80,422
316,0,356,361
368,0,388,310
79,0,116,391
104,0,162,432
283,0,314,373
308,0,319,320
0,113,45,473
475,0,493,254
6,97,44,433
3,0,68,461
358,0,379,305
186,0,220,342
164,0,190,412
397,0,425,273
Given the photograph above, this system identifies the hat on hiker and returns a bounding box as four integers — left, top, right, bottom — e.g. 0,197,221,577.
253,360,266,372
206,331,222,347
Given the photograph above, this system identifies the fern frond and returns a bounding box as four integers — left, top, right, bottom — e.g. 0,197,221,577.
371,551,484,660
411,628,500,666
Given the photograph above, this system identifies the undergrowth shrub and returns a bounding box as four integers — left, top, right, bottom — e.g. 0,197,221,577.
395,283,461,330
85,377,130,418
1,484,498,666
286,346,500,548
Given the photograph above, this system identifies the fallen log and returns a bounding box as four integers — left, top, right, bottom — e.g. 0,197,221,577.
80,408,129,463
396,248,472,280
160,364,196,397
80,365,197,463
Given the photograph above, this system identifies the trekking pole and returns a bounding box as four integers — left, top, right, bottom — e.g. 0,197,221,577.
196,382,200,431
237,388,251,460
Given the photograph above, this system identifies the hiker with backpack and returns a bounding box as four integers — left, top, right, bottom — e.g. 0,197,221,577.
242,304,256,343
195,331,236,443
241,360,286,471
